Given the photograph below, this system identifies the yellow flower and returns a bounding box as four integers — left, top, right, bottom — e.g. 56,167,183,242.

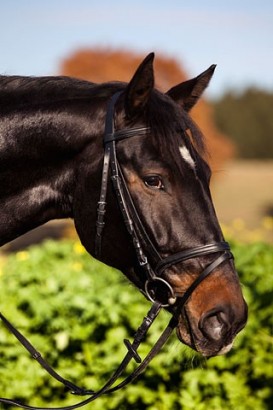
262,216,273,231
16,251,29,261
73,242,85,255
72,262,83,272
221,223,233,238
232,218,245,231
0,256,5,276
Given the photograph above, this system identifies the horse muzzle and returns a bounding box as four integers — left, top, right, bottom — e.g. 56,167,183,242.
174,276,248,357
142,241,248,357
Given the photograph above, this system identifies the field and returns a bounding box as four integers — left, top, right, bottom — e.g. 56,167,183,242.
212,160,273,243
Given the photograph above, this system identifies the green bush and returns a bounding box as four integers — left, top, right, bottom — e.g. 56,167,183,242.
0,239,272,409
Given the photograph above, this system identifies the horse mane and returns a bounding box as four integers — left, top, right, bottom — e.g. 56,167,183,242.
0,75,207,165
0,75,123,107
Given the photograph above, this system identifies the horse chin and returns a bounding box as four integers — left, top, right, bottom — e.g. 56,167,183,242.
176,319,234,358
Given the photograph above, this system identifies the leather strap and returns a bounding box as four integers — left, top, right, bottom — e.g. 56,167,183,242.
0,312,93,396
173,251,233,309
155,242,231,275
0,302,169,410
104,127,149,144
95,91,123,257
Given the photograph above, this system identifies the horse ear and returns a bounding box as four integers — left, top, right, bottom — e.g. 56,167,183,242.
125,52,155,118
166,65,216,111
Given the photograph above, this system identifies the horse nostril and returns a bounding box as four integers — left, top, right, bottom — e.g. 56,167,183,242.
199,310,230,341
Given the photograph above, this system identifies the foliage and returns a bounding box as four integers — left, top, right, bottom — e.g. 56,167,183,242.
212,88,273,159
0,239,273,409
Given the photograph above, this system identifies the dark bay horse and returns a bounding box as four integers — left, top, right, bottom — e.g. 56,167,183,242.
0,53,247,358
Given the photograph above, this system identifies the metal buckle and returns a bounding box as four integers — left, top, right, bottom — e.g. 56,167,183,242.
145,277,177,307
139,256,148,266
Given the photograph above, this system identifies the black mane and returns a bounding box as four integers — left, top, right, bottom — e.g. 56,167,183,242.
0,74,206,164
0,75,124,107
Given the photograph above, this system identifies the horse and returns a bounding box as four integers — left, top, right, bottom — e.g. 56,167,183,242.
0,53,247,362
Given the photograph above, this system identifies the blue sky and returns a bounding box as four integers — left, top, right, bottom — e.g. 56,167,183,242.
1,0,272,98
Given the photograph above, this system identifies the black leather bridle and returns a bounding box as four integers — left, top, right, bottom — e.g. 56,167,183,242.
0,91,233,410
95,91,232,307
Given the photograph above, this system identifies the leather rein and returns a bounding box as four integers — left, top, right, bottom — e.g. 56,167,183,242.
0,91,233,409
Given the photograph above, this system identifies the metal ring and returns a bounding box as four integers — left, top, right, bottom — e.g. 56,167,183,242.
144,277,177,307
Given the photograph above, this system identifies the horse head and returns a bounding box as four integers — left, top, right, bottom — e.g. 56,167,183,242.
74,53,247,357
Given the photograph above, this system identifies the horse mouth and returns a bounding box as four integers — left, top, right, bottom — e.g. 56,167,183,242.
175,309,235,357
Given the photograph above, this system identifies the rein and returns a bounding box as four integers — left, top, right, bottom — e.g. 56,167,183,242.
0,91,233,409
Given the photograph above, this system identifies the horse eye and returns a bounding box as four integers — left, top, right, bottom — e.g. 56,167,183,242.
144,175,164,190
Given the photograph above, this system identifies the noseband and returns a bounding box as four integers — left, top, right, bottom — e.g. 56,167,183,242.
0,91,233,410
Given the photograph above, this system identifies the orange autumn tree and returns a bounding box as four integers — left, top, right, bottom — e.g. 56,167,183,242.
60,49,234,170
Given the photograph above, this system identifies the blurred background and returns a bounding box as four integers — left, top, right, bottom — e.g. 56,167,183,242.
1,0,272,247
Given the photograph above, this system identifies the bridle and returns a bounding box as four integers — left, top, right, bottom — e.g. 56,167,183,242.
95,90,232,307
0,91,233,409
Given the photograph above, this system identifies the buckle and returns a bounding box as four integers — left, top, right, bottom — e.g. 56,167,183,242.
145,278,177,307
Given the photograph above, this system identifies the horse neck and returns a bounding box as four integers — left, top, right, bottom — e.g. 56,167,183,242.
0,100,104,246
